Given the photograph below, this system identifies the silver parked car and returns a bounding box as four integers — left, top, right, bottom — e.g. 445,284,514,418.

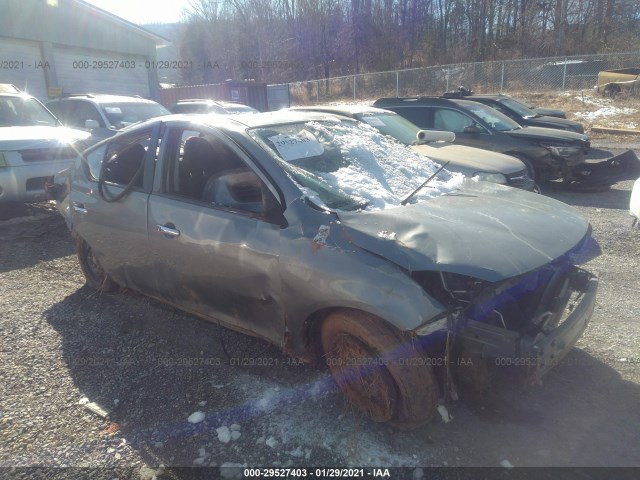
0,84,89,203
53,111,599,428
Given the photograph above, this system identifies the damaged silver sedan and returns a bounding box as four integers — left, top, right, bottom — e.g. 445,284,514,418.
52,111,600,428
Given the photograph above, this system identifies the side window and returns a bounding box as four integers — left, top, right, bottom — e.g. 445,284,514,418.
86,144,108,180
164,128,278,216
46,102,66,121
491,102,511,117
85,130,153,187
70,101,104,129
433,109,474,133
393,108,432,129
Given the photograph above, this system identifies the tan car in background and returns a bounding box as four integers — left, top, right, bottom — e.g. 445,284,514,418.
597,68,640,97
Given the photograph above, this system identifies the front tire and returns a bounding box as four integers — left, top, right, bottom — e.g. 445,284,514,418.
509,153,537,181
321,310,440,429
76,237,117,292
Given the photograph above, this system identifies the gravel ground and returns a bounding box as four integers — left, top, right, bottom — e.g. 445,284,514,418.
1,141,639,477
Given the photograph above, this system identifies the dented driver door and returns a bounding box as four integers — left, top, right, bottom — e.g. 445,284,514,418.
146,123,286,347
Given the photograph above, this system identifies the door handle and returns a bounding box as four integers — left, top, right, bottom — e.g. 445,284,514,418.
156,223,180,238
72,202,87,214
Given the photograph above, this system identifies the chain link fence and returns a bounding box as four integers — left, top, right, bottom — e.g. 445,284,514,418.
285,51,640,105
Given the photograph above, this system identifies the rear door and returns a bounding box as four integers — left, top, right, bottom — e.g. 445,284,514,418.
68,124,160,293
146,122,286,346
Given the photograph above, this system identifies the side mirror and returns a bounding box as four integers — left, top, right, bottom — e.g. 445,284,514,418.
463,124,482,134
84,119,99,130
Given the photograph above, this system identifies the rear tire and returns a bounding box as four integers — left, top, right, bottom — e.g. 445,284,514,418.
76,237,117,292
604,84,621,98
321,310,440,429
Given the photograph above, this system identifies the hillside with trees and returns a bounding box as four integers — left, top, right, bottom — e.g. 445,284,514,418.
177,0,640,84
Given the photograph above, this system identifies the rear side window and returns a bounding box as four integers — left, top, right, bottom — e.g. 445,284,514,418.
392,107,433,129
433,109,474,133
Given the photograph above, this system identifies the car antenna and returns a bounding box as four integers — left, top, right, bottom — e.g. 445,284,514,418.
401,161,450,206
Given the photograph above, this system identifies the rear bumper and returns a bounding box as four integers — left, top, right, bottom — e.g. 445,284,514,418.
0,160,76,202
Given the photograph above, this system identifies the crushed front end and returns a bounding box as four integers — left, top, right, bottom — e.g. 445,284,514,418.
412,241,599,384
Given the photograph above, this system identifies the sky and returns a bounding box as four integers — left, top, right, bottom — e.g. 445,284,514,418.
83,0,193,24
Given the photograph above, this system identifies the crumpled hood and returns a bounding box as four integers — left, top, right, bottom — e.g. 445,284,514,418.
337,181,593,282
0,126,90,150
506,126,589,145
413,144,525,175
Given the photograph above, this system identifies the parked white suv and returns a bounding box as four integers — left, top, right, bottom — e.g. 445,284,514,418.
0,84,89,203
46,94,170,144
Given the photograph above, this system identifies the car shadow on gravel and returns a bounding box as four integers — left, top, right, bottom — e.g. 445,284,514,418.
543,182,632,209
0,214,74,273
438,348,640,466
44,284,640,467
43,287,342,467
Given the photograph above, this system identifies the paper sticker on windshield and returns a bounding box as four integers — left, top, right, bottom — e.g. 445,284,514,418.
361,116,386,127
105,107,122,115
267,131,324,161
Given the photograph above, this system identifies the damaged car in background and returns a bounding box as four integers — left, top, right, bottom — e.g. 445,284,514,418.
374,96,640,190
51,111,600,428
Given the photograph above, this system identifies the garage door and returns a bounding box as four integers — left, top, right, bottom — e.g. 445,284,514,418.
0,37,48,100
53,46,150,98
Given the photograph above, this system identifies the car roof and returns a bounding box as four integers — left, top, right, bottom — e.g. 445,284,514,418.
128,110,347,132
209,110,346,128
175,99,251,107
292,104,393,117
0,84,24,95
52,94,158,104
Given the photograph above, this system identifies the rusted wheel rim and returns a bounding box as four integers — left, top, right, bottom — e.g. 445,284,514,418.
327,333,397,422
85,247,106,285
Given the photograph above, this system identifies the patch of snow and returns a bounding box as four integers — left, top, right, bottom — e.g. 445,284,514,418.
291,121,464,211
312,225,330,245
216,426,232,443
198,401,207,407
265,436,279,448
500,459,514,468
231,430,241,441
230,423,241,431
187,411,205,424
377,230,396,240
437,404,452,423
574,106,636,121
287,446,305,457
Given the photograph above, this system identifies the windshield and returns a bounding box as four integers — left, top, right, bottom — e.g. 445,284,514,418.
0,95,59,127
102,102,170,128
465,102,521,131
354,112,421,145
248,119,462,211
500,97,538,118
